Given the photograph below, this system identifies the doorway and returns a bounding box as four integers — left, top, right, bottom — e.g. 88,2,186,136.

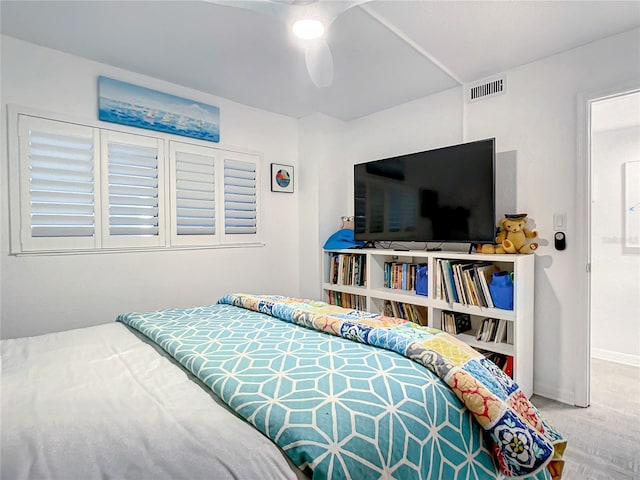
580,89,640,407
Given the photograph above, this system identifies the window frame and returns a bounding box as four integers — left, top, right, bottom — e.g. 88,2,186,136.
8,105,264,255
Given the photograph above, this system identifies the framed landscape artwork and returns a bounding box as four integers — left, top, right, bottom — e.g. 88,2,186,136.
98,76,220,142
271,163,294,193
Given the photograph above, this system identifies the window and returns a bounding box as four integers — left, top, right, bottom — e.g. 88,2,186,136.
101,130,165,248
169,141,217,246
17,116,100,252
11,112,262,254
221,152,259,243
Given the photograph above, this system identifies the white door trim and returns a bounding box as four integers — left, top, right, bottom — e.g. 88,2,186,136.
575,82,640,408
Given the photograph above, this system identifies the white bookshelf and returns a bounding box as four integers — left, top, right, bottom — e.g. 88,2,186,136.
322,248,535,397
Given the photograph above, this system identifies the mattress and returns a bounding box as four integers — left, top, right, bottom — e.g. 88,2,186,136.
1,322,307,480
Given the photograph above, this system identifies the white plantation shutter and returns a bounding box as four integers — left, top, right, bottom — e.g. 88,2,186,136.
18,116,100,251
101,131,164,247
169,142,217,245
176,152,216,234
223,157,258,236
10,109,262,253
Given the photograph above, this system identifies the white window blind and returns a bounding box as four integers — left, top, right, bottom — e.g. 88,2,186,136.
17,115,100,251
101,131,164,248
11,109,262,254
176,151,216,235
223,158,257,235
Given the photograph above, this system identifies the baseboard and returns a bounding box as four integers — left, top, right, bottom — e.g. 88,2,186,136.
591,348,640,367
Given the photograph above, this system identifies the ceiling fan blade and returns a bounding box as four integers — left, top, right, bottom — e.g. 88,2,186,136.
209,0,372,88
304,38,334,88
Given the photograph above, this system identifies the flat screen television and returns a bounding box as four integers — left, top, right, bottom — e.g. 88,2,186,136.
354,138,495,244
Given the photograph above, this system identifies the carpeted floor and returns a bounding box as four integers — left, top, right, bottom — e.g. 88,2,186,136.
531,358,640,480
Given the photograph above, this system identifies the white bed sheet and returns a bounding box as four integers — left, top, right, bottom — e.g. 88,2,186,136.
1,323,308,480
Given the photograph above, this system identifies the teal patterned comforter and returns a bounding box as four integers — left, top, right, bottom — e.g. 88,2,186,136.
118,300,553,480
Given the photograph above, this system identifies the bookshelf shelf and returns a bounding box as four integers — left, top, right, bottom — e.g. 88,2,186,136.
368,287,430,305
457,333,515,357
322,248,534,397
322,283,367,296
429,300,517,321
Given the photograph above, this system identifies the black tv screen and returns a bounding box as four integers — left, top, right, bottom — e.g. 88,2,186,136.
354,138,496,243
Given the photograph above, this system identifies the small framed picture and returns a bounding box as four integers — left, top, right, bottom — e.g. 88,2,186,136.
271,163,294,193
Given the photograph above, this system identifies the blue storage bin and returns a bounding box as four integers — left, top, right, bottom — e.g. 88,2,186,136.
489,271,513,310
416,264,428,296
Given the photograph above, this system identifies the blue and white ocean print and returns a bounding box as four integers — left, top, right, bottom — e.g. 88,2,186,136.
98,76,220,142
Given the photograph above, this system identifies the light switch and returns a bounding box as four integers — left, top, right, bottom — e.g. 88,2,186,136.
553,213,567,231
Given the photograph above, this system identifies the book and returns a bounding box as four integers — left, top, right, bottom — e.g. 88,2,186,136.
441,311,472,334
476,317,501,342
503,356,514,378
476,264,498,308
494,319,508,344
402,263,408,290
462,266,479,305
438,260,450,301
453,263,466,304
443,260,459,303
471,266,488,306
413,305,428,326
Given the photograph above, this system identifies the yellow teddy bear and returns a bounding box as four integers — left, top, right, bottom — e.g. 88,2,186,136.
478,214,538,254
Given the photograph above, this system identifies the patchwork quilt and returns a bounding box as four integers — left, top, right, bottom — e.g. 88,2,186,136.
118,294,565,480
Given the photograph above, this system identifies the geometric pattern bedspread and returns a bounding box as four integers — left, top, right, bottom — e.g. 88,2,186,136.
118,300,554,480
217,295,565,479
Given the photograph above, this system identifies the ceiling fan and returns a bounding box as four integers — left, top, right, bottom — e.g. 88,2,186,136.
213,0,370,88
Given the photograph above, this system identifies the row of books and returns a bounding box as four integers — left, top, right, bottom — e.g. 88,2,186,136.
476,317,513,344
383,262,426,292
440,311,472,335
383,300,428,326
326,291,367,310
384,262,417,291
326,253,366,287
477,349,514,378
435,259,505,308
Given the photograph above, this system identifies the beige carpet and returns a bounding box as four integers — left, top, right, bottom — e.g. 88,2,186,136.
531,358,640,480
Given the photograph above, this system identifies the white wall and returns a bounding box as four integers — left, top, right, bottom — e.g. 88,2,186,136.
297,86,465,302
297,113,347,300
1,36,300,339
465,28,640,403
342,87,465,212
591,114,640,366
307,28,640,404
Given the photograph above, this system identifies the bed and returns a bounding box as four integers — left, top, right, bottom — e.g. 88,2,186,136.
1,294,565,480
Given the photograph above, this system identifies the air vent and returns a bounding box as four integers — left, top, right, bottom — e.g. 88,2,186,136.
467,75,507,102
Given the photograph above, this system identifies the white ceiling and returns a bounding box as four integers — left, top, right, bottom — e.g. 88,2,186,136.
2,0,639,121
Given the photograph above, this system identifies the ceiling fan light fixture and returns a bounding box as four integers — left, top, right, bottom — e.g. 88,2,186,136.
292,18,325,40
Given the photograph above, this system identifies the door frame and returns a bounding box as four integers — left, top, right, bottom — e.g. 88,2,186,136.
575,83,640,407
